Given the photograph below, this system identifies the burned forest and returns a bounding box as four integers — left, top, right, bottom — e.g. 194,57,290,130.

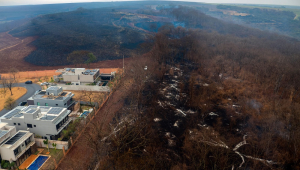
100,15,300,170
1,2,300,170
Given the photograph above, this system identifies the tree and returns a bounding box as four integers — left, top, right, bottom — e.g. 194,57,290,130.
9,68,19,81
85,53,97,68
67,50,90,67
1,160,15,170
78,104,83,114
5,77,15,96
4,97,15,110
0,87,7,98
43,139,49,152
52,142,57,153
1,77,15,96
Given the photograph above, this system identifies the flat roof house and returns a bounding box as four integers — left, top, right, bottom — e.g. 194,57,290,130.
1,105,71,140
0,122,16,145
0,130,35,166
54,68,100,85
27,86,75,109
0,123,36,167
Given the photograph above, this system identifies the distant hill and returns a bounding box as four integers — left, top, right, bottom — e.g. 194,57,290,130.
196,4,300,39
5,1,300,66
9,7,147,66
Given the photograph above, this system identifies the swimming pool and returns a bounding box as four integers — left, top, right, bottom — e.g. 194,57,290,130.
27,155,49,170
80,111,90,117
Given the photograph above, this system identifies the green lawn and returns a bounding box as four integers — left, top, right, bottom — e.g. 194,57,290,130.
39,148,64,170
40,148,63,159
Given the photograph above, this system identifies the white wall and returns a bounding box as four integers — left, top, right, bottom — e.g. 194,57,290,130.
0,147,16,161
35,138,69,150
59,84,110,92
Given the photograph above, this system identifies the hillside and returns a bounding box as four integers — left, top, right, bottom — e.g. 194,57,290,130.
2,2,300,68
195,4,300,39
55,5,300,170
9,8,148,66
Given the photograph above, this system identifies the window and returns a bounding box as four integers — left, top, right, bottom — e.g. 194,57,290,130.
18,123,20,125
14,148,19,156
56,104,58,106
64,103,66,106
45,103,48,106
14,123,16,125
25,138,31,145
37,102,40,106
34,125,36,127
27,124,32,128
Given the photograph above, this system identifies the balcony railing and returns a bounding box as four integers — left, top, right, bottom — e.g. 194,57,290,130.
15,141,35,159
57,119,72,132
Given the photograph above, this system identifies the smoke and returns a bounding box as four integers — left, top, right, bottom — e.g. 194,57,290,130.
247,99,262,113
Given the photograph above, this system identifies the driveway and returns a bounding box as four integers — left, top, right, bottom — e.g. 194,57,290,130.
0,82,41,117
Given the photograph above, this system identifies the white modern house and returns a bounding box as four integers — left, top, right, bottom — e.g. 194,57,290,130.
0,122,16,144
27,86,75,109
0,105,71,140
54,68,100,85
0,123,36,167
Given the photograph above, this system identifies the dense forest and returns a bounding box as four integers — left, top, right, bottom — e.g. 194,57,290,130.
84,7,300,170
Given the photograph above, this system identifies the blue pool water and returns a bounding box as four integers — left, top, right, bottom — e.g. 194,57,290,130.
28,155,49,170
80,111,90,117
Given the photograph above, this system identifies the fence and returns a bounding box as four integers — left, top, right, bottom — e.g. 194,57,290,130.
35,138,69,150
58,84,110,92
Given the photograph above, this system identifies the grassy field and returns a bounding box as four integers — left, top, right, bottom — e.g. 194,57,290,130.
0,87,27,111
0,70,60,83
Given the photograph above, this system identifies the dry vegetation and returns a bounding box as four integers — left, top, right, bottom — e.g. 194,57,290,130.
0,87,27,111
70,24,300,170
69,90,106,102
0,32,22,50
7,5,299,170
0,30,128,74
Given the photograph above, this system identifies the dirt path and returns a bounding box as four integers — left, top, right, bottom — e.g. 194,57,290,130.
0,39,24,52
0,32,22,49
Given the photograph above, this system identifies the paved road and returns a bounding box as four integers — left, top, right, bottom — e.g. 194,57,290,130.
0,83,41,117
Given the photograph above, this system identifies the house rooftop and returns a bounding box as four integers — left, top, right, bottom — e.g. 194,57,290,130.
1,106,70,124
0,130,32,150
4,131,26,145
47,86,60,91
0,122,16,144
56,68,99,76
28,87,73,101
0,130,8,139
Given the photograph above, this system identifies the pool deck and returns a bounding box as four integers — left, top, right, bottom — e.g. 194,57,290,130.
19,155,38,169
18,148,44,170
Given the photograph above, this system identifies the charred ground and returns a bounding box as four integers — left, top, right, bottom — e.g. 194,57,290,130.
97,21,300,170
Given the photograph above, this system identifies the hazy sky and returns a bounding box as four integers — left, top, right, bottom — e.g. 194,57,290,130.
0,0,299,6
